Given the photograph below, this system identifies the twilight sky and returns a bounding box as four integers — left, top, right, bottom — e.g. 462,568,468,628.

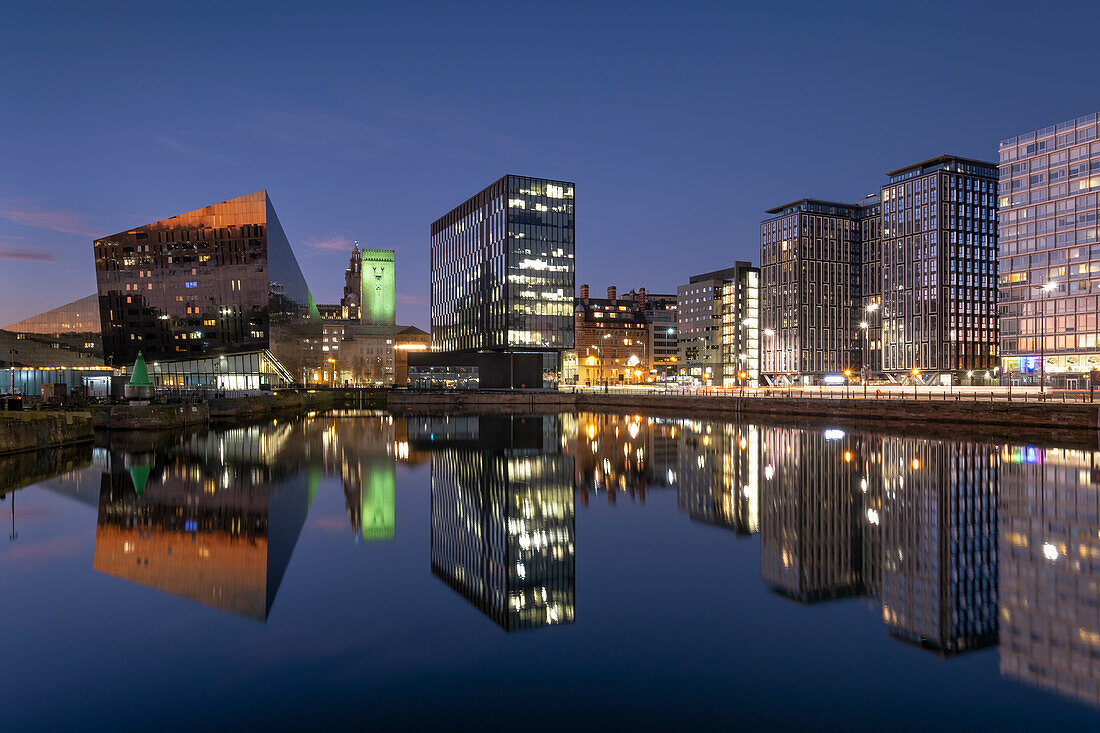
2,0,1099,329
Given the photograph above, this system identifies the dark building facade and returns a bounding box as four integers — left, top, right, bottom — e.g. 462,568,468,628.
92,191,320,387
429,175,574,384
760,200,864,385
761,155,997,385
880,155,999,381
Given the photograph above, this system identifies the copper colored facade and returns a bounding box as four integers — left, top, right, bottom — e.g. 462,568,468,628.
92,191,320,383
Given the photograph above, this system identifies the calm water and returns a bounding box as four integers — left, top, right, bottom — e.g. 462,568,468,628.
2,411,1100,730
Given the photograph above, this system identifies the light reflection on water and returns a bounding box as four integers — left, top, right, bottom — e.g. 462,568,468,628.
1,410,1099,724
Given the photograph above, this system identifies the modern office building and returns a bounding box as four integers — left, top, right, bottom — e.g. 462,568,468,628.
92,191,321,387
426,415,575,630
1,294,104,368
677,270,725,385
676,263,758,387
880,155,999,382
719,264,760,387
428,175,574,387
999,112,1100,388
760,201,863,385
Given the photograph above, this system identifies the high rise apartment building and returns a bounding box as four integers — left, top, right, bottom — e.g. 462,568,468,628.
880,156,999,379
998,112,1100,388
760,201,863,384
761,155,998,386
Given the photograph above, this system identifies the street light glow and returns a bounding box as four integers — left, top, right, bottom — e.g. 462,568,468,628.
859,321,868,329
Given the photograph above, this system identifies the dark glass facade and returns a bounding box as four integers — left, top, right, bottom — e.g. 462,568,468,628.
760,199,864,383
93,191,320,384
430,175,574,359
880,156,999,378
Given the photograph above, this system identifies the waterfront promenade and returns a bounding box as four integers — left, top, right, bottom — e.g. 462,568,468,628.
564,383,1097,404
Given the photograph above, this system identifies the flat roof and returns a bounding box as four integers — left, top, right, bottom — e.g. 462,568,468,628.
884,154,996,178
764,198,860,215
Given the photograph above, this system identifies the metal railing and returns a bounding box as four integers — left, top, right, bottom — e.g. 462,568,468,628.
560,384,1097,404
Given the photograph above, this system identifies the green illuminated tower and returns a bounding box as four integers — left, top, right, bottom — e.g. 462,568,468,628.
359,249,396,328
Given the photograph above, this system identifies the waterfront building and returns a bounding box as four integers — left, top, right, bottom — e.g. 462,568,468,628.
573,285,650,385
92,191,321,388
641,290,679,379
762,155,997,386
426,415,575,630
856,195,883,378
1,294,104,368
316,245,412,386
393,325,429,385
428,175,574,387
719,264,760,387
760,201,863,385
676,263,758,387
999,112,1100,388
880,156,999,382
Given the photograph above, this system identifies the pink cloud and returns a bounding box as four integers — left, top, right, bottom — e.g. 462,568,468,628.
0,247,54,262
397,293,428,306
303,234,356,252
0,198,98,237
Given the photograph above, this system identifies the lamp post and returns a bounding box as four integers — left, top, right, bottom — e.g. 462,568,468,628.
326,357,337,387
911,367,920,398
859,321,869,398
1035,280,1058,394
762,328,776,387
7,348,17,395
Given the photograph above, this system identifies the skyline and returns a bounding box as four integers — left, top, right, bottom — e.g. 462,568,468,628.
3,1,1100,328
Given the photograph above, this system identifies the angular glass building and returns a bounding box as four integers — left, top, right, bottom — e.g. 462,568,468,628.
429,175,574,380
93,191,320,387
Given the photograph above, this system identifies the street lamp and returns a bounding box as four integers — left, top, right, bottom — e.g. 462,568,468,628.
326,357,337,386
859,321,870,397
911,367,921,398
1035,280,1059,394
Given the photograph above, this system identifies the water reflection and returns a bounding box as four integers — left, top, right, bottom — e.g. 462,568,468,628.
565,414,1099,709
7,411,1100,711
418,415,576,631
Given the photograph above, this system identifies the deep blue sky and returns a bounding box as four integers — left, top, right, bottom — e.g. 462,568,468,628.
2,0,1099,328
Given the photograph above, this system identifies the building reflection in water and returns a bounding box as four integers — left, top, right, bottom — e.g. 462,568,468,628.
92,422,314,622
1000,444,1100,708
88,412,426,621
314,413,428,543
569,414,1002,656
562,413,676,508
423,415,575,631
